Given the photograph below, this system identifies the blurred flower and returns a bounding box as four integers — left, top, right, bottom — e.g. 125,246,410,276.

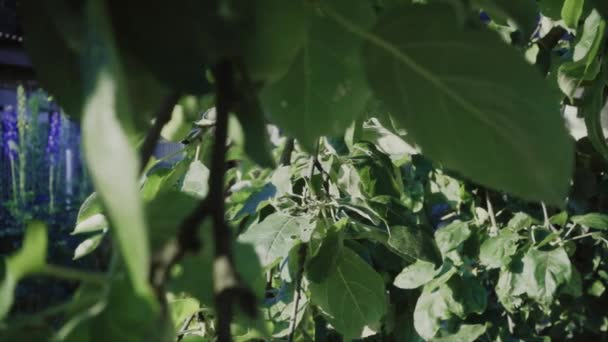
1,107,19,159
46,111,62,165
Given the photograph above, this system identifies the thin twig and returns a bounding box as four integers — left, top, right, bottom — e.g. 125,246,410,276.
288,244,307,342
541,202,558,232
176,313,197,341
139,92,181,172
486,190,498,236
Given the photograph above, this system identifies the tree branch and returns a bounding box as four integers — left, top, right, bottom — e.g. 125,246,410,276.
139,92,181,172
280,138,295,166
212,60,257,342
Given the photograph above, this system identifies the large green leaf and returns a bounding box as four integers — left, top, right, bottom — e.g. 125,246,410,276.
20,0,83,118
522,246,573,305
0,222,48,319
239,213,315,267
80,0,151,297
360,4,573,204
309,247,387,339
243,0,308,83
261,0,375,150
106,0,250,92
539,0,565,19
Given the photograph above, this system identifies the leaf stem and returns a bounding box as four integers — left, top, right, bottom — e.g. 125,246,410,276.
486,190,498,236
37,264,107,285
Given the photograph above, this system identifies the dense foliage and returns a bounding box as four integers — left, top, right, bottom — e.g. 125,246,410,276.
4,0,608,340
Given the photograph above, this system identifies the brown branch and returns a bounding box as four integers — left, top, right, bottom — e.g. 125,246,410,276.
280,137,295,166
139,92,181,172
537,26,568,51
212,60,256,342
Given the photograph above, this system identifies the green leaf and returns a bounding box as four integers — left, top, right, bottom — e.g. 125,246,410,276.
479,230,520,269
413,285,452,340
388,226,443,266
432,324,487,342
522,246,573,305
351,143,403,199
146,191,199,250
75,193,103,227
243,0,308,83
306,226,343,283
107,0,250,92
232,83,276,168
442,274,487,318
309,247,386,339
435,221,471,255
239,213,315,267
539,0,565,19
73,214,108,235
0,221,48,319
261,0,375,150
73,234,105,260
160,104,192,142
361,4,573,204
562,0,585,28
582,77,608,161
170,236,265,307
265,286,309,338
80,0,151,297
181,160,210,199
168,297,200,329
394,259,438,289
549,211,569,226
473,0,539,38
508,212,539,230
20,1,83,118
558,10,605,98
571,213,608,229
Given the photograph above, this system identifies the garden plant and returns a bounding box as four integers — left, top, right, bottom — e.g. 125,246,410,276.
3,0,608,340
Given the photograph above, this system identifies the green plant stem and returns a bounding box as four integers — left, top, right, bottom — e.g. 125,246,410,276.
288,244,307,342
486,190,498,236
569,232,599,241
9,156,18,206
49,164,55,213
37,264,107,285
